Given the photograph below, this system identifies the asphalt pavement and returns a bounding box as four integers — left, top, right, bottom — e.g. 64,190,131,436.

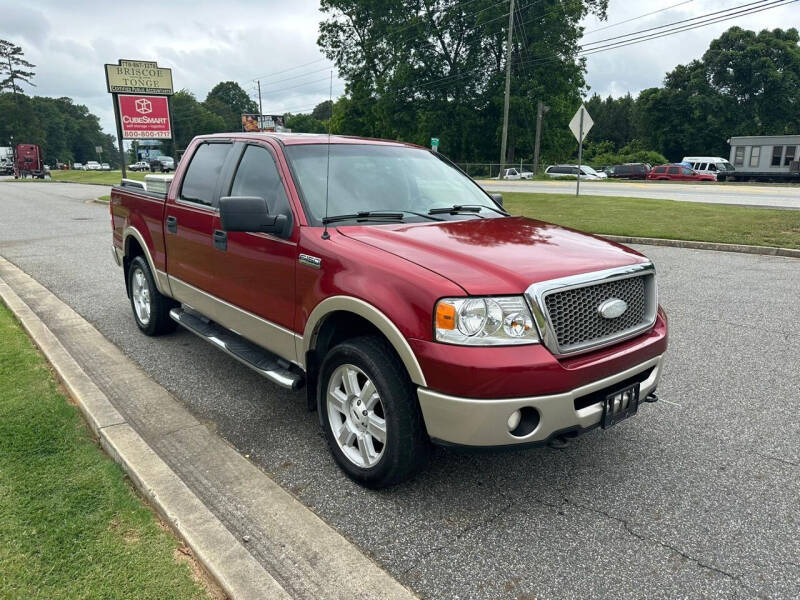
479,179,800,209
1,181,798,599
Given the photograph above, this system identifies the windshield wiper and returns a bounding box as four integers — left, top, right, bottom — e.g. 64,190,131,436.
428,204,509,216
322,211,405,225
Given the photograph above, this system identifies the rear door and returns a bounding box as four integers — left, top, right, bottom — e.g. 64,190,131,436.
164,140,233,295
667,166,680,179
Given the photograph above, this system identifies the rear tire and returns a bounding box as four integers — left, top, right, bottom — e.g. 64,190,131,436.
318,336,430,488
127,255,177,336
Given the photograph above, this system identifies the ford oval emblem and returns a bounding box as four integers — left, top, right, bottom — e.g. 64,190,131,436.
598,298,628,319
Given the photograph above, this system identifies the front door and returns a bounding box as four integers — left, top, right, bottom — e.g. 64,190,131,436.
212,141,298,360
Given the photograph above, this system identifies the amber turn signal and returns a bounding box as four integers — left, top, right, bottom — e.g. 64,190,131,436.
435,302,456,330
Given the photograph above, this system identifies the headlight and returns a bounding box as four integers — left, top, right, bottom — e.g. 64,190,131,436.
434,296,539,346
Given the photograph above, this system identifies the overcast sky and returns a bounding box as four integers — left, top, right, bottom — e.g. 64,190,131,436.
1,0,794,135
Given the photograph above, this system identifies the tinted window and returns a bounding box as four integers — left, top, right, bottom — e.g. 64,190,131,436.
707,164,717,171
230,145,292,221
784,146,796,167
667,167,679,174
654,166,666,174
771,146,783,167
181,143,232,206
569,167,580,175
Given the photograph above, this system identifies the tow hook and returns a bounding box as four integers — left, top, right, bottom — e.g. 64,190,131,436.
644,392,658,403
548,436,570,449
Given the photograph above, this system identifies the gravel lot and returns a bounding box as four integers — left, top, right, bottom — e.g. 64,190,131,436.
1,182,798,599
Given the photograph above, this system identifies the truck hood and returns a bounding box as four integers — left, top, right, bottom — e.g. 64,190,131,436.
337,216,648,295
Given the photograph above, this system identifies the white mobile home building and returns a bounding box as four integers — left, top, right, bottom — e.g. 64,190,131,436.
726,135,800,181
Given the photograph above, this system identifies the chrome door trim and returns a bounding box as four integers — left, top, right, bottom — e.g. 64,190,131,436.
525,262,658,357
168,275,301,366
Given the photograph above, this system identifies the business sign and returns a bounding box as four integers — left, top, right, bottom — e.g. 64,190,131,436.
242,114,286,132
118,95,172,139
105,59,174,95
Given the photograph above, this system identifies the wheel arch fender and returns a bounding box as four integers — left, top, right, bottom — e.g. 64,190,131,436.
301,296,427,388
122,226,171,296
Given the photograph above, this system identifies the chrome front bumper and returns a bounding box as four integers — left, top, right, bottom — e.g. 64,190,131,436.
417,354,664,447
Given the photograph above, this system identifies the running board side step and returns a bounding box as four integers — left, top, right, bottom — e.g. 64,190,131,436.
170,308,304,391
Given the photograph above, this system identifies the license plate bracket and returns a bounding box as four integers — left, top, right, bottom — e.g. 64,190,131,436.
601,383,640,429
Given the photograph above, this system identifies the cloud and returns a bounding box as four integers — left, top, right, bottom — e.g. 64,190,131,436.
1,0,792,135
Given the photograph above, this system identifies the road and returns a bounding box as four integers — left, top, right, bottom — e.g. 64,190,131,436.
479,179,800,209
1,182,798,599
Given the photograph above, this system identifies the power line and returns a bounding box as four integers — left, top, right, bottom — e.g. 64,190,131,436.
583,0,695,37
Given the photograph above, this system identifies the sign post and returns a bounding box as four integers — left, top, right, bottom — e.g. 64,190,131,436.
431,137,439,153
569,104,593,196
105,59,174,179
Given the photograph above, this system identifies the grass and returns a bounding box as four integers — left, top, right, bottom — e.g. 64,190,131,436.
0,302,211,600
502,192,800,249
9,170,148,185
97,195,110,203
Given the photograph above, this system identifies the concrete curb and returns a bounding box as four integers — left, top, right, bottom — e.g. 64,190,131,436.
0,256,419,600
599,235,800,259
0,272,290,600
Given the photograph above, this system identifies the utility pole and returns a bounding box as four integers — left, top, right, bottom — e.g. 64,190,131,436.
498,0,516,180
533,101,549,175
257,80,263,115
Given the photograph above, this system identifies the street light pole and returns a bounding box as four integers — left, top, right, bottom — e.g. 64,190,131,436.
498,0,516,180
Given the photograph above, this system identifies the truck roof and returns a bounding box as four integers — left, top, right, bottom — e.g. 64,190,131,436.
193,132,423,149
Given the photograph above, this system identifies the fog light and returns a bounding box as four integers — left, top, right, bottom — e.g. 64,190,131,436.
507,410,522,431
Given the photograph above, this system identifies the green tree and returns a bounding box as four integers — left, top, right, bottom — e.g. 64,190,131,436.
202,81,258,132
0,39,35,95
159,90,226,157
318,0,609,162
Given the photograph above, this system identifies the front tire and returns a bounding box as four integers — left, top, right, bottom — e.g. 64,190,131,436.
318,336,430,488
127,256,177,336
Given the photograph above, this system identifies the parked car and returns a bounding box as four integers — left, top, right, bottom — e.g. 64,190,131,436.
545,164,607,179
497,167,533,180
647,164,716,182
682,156,735,178
607,163,650,180
85,161,102,171
149,156,175,172
129,161,150,172
73,162,84,170
0,159,13,175
110,132,667,488
101,162,111,171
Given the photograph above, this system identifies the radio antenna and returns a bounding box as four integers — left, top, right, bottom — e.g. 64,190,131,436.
321,70,333,240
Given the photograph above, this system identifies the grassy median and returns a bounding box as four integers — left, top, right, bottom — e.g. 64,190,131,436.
48,170,147,185
0,302,211,600
502,192,800,249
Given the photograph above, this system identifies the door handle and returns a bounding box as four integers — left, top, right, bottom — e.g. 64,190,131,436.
166,216,177,234
213,229,227,251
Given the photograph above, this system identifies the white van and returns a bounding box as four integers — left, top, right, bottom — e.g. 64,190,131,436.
682,156,735,177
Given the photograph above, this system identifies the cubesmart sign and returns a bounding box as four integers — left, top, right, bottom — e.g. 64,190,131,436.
118,94,171,139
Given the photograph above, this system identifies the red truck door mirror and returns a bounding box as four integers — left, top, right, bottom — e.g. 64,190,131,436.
219,196,288,236
490,193,503,208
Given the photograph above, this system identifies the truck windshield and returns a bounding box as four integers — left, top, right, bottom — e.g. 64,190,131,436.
284,144,500,225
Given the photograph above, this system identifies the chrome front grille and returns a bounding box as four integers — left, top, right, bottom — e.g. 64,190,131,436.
526,264,657,356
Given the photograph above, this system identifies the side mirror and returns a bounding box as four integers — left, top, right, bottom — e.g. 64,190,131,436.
219,196,289,236
490,193,503,208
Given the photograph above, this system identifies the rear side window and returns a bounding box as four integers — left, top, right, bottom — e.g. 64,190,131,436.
229,145,292,221
653,166,666,174
180,143,232,206
667,166,679,174
569,167,580,175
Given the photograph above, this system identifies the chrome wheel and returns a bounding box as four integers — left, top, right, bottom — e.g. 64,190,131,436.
130,267,151,326
326,364,386,468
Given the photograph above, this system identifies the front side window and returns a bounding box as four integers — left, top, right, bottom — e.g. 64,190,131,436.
284,144,499,225
750,147,761,167
654,166,666,174
734,147,745,166
667,166,679,175
771,146,783,167
681,167,694,175
784,145,796,167
707,163,716,171
229,145,292,222
181,143,232,206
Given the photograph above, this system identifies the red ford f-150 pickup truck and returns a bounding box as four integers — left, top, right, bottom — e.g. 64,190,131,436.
111,133,668,487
